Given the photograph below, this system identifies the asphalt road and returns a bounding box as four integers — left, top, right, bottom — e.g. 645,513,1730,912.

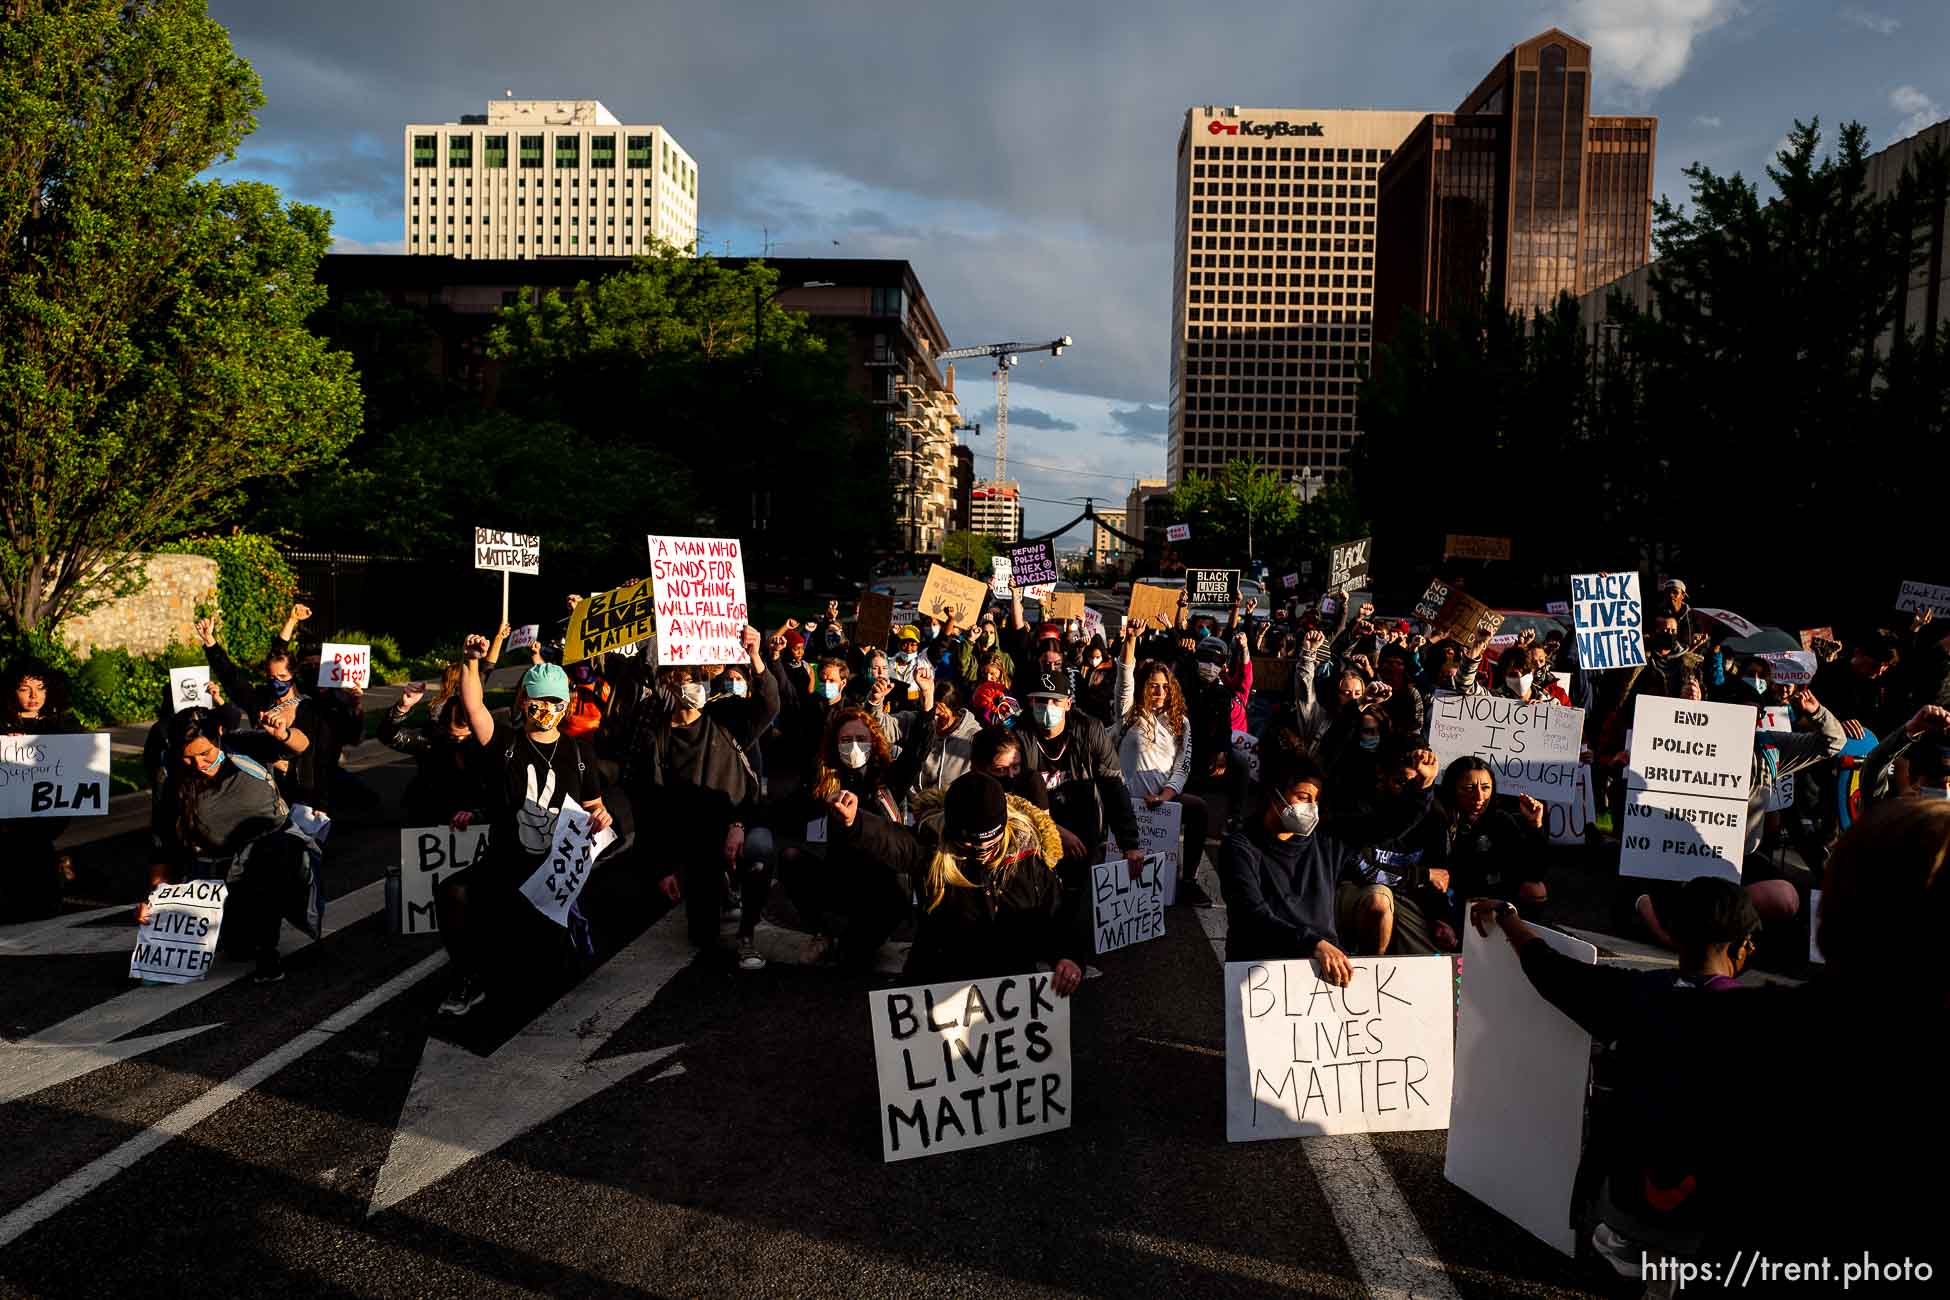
2,720,1686,1299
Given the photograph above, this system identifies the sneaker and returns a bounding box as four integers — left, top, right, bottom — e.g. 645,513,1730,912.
737,935,767,971
1177,878,1216,909
437,976,487,1017
251,953,285,985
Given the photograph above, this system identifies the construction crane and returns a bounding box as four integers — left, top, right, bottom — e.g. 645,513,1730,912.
936,336,1072,482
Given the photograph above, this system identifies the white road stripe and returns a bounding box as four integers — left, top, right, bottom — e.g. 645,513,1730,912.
0,950,447,1248
1186,859,1462,1300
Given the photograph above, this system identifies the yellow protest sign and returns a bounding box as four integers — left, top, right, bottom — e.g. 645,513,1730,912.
564,578,655,664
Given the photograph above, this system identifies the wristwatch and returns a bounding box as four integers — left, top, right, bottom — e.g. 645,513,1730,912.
1496,902,1519,920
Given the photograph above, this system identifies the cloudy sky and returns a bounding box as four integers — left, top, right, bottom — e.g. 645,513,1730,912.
210,0,1948,538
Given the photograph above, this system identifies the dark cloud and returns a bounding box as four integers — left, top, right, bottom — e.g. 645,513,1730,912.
968,404,1076,431
1105,403,1167,443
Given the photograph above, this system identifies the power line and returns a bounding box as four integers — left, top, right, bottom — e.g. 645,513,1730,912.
1006,458,1150,483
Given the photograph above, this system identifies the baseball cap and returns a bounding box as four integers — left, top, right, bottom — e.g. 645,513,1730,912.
521,662,571,701
1026,669,1071,700
1661,578,1688,594
1195,637,1229,665
897,624,922,645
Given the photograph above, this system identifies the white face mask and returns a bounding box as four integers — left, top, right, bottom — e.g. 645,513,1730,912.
838,740,871,769
1507,672,1534,697
1918,785,1949,801
724,678,748,698
1197,662,1222,683
677,683,708,710
1278,799,1319,837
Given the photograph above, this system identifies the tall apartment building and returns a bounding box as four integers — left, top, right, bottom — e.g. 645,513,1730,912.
1125,477,1171,551
1167,106,1430,484
971,481,1024,545
1090,509,1130,573
404,99,698,258
1374,30,1657,338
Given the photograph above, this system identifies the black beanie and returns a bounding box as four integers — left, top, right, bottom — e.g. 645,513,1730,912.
944,772,1008,843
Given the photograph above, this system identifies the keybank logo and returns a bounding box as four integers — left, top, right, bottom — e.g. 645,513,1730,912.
1207,120,1325,138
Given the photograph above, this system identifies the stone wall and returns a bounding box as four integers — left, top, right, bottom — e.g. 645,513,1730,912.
60,554,219,660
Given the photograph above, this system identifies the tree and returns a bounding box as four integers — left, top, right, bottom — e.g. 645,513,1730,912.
940,530,995,577
1160,458,1300,572
0,0,361,633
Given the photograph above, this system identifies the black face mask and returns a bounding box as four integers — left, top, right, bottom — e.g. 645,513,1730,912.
1650,634,1679,654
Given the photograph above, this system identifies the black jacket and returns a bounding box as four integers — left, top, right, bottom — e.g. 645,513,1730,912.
1016,710,1141,854
1217,819,1364,961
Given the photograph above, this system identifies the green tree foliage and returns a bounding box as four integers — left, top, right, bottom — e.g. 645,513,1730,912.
176,532,299,668
940,530,995,577
0,0,362,634
1155,457,1367,583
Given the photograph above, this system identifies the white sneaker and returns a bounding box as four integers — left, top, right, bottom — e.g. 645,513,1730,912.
737,936,767,971
437,977,486,1017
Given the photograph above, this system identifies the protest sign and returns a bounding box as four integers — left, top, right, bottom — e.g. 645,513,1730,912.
919,563,988,624
506,624,541,652
854,591,895,649
1546,764,1595,846
1007,540,1060,590
1445,922,1597,1256
1127,582,1181,630
1570,572,1646,671
1091,853,1170,954
519,797,617,926
1694,607,1762,639
564,577,655,664
1300,559,1314,576
869,972,1072,1162
1044,591,1086,622
1759,650,1817,686
1187,568,1240,607
1621,695,1756,882
1544,600,1570,618
318,642,371,690
1224,956,1453,1141
1165,523,1191,542
1081,607,1105,644
1764,769,1796,813
168,666,211,713
1230,729,1261,782
473,527,541,575
397,826,490,935
648,535,748,667
1250,655,1293,696
1798,626,1834,651
1896,579,1950,617
1326,537,1372,591
1444,535,1511,561
989,556,1012,599
128,880,227,984
1757,705,1795,732
1129,799,1183,904
1,733,111,819
1281,573,1299,590
1428,694,1586,804
1413,580,1504,651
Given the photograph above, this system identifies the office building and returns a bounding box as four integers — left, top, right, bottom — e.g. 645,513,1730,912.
404,99,698,258
1374,30,1657,339
1124,478,1171,552
971,481,1024,545
1090,509,1130,573
1168,106,1430,484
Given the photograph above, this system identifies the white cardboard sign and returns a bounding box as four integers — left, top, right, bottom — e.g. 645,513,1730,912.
168,666,212,713
1224,956,1454,1141
0,732,111,819
869,972,1072,1162
1620,695,1755,882
318,642,371,690
1131,799,1183,904
1165,523,1191,543
1758,650,1817,686
473,527,541,575
1444,922,1597,1256
1694,607,1761,639
129,879,227,983
1230,729,1261,782
989,556,1012,599
1757,706,1795,733
1428,695,1586,804
1569,572,1646,670
519,796,616,926
398,825,490,934
1091,853,1170,954
648,535,748,667
1896,580,1950,617
506,624,541,651
1545,763,1596,847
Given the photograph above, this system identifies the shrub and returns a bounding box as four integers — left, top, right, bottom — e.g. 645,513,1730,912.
175,532,300,667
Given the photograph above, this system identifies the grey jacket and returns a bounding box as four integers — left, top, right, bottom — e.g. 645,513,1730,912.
1747,705,1846,853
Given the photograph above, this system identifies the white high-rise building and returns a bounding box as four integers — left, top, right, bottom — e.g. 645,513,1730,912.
404,99,697,258
970,480,1024,545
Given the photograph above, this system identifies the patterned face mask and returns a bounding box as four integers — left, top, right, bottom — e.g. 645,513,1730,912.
524,698,568,730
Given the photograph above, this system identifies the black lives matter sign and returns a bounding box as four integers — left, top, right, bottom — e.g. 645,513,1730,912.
1186,568,1240,606
1327,537,1371,591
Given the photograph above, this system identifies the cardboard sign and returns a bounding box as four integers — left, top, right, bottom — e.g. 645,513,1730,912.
1091,853,1170,954
564,577,655,664
1544,600,1570,618
1327,537,1372,591
648,535,748,667
318,642,371,690
1224,956,1454,1141
1230,729,1261,782
1043,591,1086,622
1007,540,1060,590
1428,695,1586,804
398,826,490,934
129,879,227,984
519,796,617,926
506,624,541,652
869,972,1072,1162
1896,580,1950,617
1413,580,1504,651
1127,582,1181,630
1798,626,1834,651
1545,763,1596,846
1250,655,1293,696
1281,573,1299,590
990,556,1012,599
1759,650,1817,686
1444,534,1511,561
855,591,895,650
1129,799,1183,905
1620,695,1756,882
1694,607,1762,639
169,666,212,713
1,733,111,818
1570,572,1646,671
1165,523,1191,542
919,563,988,624
473,527,541,575
1445,923,1597,1256
1187,568,1240,607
